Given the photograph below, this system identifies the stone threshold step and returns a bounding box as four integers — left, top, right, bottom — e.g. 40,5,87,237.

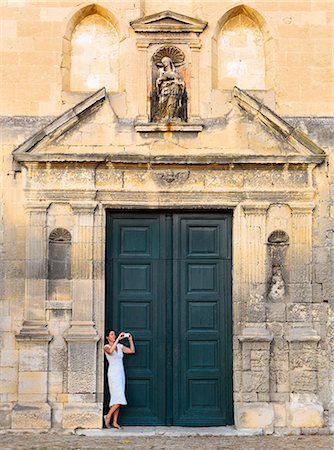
75,426,263,437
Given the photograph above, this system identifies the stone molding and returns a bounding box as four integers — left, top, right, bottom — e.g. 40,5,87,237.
16,321,52,342
238,326,274,343
135,123,203,132
242,203,270,215
71,202,97,215
64,321,100,343
286,327,321,342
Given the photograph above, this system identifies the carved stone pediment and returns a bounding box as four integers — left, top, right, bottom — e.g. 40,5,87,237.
130,10,207,33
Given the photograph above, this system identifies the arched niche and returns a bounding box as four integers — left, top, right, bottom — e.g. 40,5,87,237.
212,5,274,90
48,228,72,300
62,4,120,92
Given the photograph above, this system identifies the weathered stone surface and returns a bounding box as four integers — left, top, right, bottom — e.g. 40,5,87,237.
63,403,102,429
11,403,51,430
287,401,324,428
0,0,333,434
235,402,274,431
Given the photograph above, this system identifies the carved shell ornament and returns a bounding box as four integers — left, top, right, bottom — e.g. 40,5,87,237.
49,228,71,242
152,46,185,67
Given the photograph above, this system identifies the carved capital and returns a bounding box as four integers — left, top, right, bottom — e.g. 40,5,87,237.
242,203,270,215
71,202,97,215
289,202,315,215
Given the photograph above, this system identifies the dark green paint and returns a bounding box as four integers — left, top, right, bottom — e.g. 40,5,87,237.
105,211,233,426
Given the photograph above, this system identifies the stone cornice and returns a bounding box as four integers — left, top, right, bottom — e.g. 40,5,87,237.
18,153,325,165
238,326,274,343
286,327,320,343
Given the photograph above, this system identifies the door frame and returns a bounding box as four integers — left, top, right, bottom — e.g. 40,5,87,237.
103,208,234,426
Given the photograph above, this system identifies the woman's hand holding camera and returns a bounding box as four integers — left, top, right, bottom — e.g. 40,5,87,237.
118,332,131,340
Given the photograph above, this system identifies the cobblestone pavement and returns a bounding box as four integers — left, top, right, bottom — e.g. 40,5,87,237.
0,433,333,450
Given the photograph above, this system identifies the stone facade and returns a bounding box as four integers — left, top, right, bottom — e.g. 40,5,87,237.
0,0,333,433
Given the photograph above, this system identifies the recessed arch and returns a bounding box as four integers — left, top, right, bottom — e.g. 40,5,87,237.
212,4,275,90
62,4,121,92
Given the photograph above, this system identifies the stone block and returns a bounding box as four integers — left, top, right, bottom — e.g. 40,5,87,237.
289,284,312,303
287,401,324,428
235,402,274,431
19,342,48,371
0,349,18,367
289,346,317,370
62,403,102,429
19,371,47,395
267,303,286,322
290,370,317,393
250,350,270,370
287,303,311,322
67,370,96,395
273,402,287,427
12,403,51,430
242,371,269,393
0,403,12,429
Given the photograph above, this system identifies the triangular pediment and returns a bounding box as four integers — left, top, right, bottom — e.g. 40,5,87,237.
13,88,107,159
233,87,325,159
12,87,326,166
130,10,207,33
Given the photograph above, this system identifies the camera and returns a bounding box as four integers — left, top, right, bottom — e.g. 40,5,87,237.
123,332,130,338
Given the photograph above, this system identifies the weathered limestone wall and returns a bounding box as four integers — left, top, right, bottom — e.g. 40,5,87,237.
0,0,333,434
0,0,333,116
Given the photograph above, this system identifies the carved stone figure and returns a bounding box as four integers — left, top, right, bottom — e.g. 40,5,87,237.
151,46,187,122
268,266,285,302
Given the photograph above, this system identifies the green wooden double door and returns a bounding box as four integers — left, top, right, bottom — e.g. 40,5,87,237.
105,211,233,426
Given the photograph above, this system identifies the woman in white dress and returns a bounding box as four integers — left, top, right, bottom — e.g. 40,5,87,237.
104,330,135,429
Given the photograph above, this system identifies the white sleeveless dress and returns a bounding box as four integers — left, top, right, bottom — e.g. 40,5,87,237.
104,343,127,406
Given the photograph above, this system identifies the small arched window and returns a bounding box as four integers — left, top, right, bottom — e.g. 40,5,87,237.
219,14,265,89
213,5,273,91
62,6,120,92
48,228,72,280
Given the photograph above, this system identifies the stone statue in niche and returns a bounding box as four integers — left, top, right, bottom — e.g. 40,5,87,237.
151,46,187,123
267,230,289,302
268,265,285,302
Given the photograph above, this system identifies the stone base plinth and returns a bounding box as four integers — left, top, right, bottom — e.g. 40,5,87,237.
235,402,274,433
63,403,102,429
12,403,51,429
287,401,324,428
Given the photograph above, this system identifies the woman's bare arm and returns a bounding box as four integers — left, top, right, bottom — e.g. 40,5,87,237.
122,334,135,354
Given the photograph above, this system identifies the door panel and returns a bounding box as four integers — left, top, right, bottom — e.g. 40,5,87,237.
173,214,232,426
106,211,233,426
106,214,167,424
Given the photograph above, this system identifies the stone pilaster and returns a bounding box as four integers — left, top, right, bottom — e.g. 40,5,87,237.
289,203,314,304
136,42,149,122
63,202,100,429
189,42,201,121
241,204,269,323
14,204,52,429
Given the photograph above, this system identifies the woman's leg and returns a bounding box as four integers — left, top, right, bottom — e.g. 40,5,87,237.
112,406,122,428
104,403,121,426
